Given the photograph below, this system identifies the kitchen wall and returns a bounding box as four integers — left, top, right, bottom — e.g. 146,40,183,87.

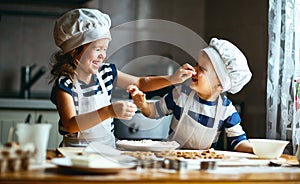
0,11,55,97
0,2,86,98
0,0,268,138
205,0,268,139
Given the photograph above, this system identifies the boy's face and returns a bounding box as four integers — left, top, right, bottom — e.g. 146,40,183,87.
77,38,110,76
189,51,222,99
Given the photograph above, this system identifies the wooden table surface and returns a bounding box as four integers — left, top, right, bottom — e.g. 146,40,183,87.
1,152,300,184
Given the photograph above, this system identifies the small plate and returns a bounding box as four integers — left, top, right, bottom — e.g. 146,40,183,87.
116,140,180,151
52,157,134,174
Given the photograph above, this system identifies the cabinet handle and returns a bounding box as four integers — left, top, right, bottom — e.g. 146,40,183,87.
36,114,43,124
25,114,31,124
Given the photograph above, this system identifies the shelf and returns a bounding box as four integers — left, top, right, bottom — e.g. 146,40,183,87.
0,0,92,17
0,98,56,110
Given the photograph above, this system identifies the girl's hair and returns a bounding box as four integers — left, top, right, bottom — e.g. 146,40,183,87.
49,45,84,84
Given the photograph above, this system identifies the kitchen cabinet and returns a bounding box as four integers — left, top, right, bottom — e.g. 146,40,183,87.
0,109,61,150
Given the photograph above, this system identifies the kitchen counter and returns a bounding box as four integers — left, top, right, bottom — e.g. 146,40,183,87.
1,152,300,184
0,98,56,110
2,166,300,184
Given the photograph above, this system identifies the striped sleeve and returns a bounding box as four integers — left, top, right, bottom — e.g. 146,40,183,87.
223,102,247,150
100,63,117,96
50,76,73,105
58,76,73,95
154,85,183,118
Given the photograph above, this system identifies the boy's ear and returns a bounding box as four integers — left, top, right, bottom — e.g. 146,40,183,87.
217,84,223,91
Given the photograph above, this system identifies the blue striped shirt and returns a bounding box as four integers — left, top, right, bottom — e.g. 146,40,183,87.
50,63,117,135
154,85,247,150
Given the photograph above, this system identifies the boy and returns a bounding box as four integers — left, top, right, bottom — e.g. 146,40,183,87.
129,38,253,153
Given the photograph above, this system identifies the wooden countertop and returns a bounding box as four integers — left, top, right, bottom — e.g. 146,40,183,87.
1,152,300,184
2,167,300,184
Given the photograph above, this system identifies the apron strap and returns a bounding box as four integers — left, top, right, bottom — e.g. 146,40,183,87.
96,72,108,96
212,96,224,129
183,91,196,113
173,90,195,133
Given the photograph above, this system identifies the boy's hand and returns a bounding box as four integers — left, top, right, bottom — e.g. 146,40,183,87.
127,85,147,110
170,63,196,84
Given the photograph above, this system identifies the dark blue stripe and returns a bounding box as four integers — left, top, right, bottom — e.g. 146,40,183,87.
224,112,241,128
101,69,113,80
100,63,117,82
228,134,247,150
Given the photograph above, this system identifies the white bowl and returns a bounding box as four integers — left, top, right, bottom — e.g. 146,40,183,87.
248,139,289,159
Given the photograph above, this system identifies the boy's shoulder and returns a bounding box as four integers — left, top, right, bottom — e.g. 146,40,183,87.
220,93,233,107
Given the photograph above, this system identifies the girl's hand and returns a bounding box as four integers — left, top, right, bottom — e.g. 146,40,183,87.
111,101,137,120
127,85,147,109
170,63,196,84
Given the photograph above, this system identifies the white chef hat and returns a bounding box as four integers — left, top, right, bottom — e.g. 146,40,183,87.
53,8,111,54
202,38,252,94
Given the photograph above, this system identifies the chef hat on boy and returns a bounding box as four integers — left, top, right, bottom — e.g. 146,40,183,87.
54,8,111,54
202,38,252,94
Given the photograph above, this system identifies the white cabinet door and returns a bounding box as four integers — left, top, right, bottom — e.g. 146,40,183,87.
0,110,33,144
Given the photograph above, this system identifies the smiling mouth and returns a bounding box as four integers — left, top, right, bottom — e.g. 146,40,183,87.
92,61,101,67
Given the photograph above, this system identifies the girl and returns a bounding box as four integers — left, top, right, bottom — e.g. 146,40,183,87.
49,8,195,147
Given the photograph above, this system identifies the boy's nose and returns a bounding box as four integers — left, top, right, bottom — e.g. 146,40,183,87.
98,53,105,59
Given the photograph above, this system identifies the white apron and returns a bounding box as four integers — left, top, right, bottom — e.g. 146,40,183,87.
169,91,223,150
63,73,115,147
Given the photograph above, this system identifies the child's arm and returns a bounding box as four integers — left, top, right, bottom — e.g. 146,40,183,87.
117,63,196,92
56,88,137,133
234,140,254,153
127,85,156,118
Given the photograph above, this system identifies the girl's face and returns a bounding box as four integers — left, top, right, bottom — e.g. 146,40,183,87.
77,38,109,77
189,51,222,100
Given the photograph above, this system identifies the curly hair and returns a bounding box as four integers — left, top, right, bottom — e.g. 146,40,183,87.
49,45,84,84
